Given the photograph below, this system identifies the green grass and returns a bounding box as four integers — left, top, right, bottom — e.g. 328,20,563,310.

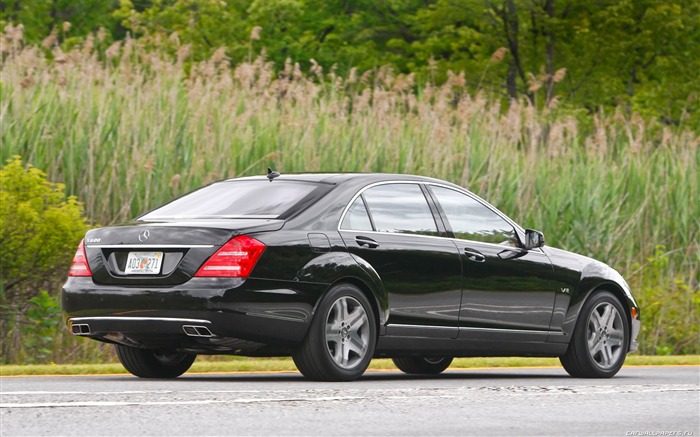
1,356,697,377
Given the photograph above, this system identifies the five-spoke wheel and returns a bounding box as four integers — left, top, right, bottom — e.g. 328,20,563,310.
560,291,629,378
586,301,625,369
325,296,372,370
293,283,376,381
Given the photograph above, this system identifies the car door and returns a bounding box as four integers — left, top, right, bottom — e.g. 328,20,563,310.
427,185,557,341
339,182,462,339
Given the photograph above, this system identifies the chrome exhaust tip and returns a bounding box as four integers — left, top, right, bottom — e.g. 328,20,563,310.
71,324,91,335
182,325,214,337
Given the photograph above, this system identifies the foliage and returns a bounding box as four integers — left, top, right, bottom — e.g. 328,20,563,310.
0,28,698,361
0,0,122,44
23,290,62,363
1,0,698,126
632,246,700,355
0,156,89,363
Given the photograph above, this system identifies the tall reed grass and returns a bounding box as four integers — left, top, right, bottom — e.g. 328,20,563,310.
1,27,698,355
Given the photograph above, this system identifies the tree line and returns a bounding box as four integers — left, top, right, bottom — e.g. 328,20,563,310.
2,0,698,125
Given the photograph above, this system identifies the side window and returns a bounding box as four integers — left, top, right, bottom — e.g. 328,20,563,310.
361,184,439,236
340,197,373,231
431,186,517,246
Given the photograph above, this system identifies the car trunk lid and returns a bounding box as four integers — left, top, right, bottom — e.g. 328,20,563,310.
83,219,283,286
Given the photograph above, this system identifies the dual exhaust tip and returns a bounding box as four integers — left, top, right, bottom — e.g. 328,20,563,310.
182,325,214,337
70,323,214,338
71,324,91,335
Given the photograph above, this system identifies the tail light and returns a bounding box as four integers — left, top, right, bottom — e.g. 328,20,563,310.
194,235,266,278
68,240,92,277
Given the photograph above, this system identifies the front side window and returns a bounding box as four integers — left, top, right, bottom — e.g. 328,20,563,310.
361,184,438,236
139,180,323,220
430,185,517,246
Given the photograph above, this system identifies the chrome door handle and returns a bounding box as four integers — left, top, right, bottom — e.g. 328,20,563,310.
355,236,379,249
464,248,485,262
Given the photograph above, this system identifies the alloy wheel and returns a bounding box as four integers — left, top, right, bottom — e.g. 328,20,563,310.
325,296,370,369
586,302,625,369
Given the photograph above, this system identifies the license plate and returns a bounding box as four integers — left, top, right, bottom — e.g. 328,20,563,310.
125,252,163,275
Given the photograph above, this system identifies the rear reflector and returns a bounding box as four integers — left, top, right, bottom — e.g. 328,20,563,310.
68,239,92,277
194,235,266,278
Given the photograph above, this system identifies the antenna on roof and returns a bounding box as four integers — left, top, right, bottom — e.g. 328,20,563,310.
267,167,281,182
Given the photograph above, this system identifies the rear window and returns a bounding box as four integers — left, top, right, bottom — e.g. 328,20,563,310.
139,180,324,220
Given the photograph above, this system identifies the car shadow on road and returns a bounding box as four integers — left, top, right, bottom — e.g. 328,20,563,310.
145,369,576,383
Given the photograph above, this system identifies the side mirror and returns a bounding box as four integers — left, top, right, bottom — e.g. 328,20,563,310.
524,229,545,250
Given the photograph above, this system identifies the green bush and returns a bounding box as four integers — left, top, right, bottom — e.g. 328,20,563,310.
632,246,700,355
0,156,89,363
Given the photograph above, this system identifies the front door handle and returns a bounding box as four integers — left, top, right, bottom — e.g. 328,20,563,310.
355,236,380,249
464,248,486,262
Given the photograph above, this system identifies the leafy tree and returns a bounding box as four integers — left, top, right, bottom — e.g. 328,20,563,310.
0,156,89,363
2,0,698,124
563,0,700,122
114,0,250,59
0,0,122,44
408,0,699,121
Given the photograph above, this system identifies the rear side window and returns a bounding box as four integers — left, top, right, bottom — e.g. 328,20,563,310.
139,180,323,220
340,197,373,231
361,183,438,236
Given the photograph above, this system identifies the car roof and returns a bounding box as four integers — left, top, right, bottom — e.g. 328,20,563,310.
228,172,456,187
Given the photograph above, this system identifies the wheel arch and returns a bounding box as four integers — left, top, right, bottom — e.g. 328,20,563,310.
559,284,632,377
585,282,633,340
563,279,635,346
328,276,385,337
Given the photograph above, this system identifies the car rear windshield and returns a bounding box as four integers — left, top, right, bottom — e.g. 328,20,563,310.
139,180,325,220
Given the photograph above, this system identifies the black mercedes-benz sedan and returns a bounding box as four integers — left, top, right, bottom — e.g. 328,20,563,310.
63,172,640,381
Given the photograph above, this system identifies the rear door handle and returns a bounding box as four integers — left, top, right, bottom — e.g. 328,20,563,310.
464,248,485,262
355,236,380,249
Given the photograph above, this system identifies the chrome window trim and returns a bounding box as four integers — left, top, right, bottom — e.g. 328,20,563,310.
425,183,525,236
338,227,534,252
340,180,441,236
337,180,543,253
338,180,436,233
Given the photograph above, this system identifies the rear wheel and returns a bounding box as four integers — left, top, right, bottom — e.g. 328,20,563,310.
392,356,453,375
115,344,196,378
293,283,377,381
560,291,629,378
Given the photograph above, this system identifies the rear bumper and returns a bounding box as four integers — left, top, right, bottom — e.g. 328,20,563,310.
62,276,327,353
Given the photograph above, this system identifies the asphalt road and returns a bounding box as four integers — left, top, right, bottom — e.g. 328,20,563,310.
1,365,698,436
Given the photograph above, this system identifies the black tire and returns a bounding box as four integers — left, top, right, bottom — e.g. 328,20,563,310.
293,283,377,381
115,344,196,378
392,356,453,375
560,290,629,378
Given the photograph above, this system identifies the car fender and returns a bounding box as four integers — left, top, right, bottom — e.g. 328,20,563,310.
294,251,387,330
560,260,639,342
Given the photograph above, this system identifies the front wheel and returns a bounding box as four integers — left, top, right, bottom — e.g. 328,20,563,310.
392,356,453,375
115,344,196,378
293,283,377,381
560,291,629,378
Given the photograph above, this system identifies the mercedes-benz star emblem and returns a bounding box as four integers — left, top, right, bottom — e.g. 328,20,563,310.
138,229,150,242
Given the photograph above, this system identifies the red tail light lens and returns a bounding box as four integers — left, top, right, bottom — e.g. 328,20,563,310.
194,235,266,278
68,240,92,277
